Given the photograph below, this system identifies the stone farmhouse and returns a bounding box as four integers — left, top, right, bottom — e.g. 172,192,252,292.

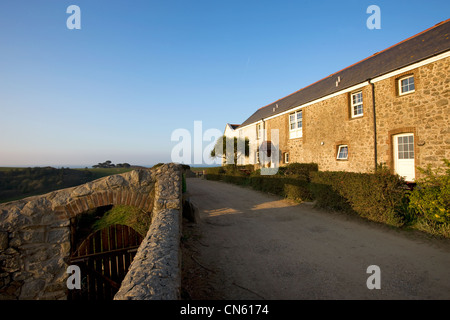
224,19,450,182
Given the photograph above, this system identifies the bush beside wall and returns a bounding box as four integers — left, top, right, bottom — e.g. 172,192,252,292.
309,169,407,226
205,165,314,202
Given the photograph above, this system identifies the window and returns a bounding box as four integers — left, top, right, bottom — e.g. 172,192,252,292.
284,152,289,164
337,145,348,160
256,150,260,164
399,75,415,95
256,123,262,140
397,135,414,159
351,91,363,118
289,110,302,139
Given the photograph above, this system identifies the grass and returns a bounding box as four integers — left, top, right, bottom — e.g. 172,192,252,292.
92,205,152,237
189,166,220,173
0,167,136,204
74,167,135,179
0,167,26,172
0,167,135,176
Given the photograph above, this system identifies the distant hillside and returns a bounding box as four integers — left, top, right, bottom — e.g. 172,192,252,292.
0,166,133,203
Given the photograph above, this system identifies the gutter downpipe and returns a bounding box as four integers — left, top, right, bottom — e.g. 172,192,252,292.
369,79,378,172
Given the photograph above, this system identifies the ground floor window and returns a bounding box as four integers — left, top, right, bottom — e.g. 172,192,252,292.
337,145,348,160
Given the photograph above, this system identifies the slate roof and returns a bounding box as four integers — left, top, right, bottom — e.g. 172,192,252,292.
239,19,450,127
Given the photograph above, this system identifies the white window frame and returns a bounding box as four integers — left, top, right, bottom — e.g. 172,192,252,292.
256,150,260,164
289,110,302,139
337,145,348,160
350,91,363,118
256,123,262,140
284,152,289,164
398,75,415,96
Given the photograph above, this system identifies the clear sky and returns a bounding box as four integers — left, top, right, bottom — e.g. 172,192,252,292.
0,0,448,167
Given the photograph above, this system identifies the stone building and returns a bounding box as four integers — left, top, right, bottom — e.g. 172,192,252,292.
225,19,450,182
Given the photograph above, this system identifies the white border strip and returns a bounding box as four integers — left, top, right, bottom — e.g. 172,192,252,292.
370,50,450,83
237,50,450,130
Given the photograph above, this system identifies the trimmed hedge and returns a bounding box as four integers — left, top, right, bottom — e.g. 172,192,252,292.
207,164,408,225
205,162,450,238
277,162,319,181
310,169,407,226
206,168,313,202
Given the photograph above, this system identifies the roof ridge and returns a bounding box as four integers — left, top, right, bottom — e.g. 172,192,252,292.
253,19,450,113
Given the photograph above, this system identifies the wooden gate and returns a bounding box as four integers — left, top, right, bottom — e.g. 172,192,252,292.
69,224,144,300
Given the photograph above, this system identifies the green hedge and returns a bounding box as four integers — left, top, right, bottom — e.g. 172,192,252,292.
408,159,450,224
206,170,313,202
208,164,407,226
249,176,313,201
309,168,407,226
205,161,450,238
277,162,319,181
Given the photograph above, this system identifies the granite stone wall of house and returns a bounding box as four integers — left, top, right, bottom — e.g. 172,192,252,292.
374,56,450,178
260,56,450,178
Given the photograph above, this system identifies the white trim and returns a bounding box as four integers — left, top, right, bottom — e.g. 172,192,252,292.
336,145,348,160
398,75,415,96
350,91,364,118
264,82,369,123
236,50,450,129
288,110,303,139
393,133,415,182
370,50,450,83
256,123,262,140
236,82,369,130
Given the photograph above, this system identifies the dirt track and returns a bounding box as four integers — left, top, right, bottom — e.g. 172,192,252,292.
182,177,450,300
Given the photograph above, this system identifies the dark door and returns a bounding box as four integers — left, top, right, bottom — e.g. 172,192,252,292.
68,224,143,300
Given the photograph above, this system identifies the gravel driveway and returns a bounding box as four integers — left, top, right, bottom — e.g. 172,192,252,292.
184,177,450,300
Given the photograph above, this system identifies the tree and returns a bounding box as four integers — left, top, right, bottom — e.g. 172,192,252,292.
92,160,119,168
210,135,249,166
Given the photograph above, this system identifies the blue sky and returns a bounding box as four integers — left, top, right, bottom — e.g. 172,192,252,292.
0,0,448,167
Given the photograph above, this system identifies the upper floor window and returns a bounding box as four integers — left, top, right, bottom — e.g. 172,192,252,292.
351,91,363,118
256,123,262,140
289,110,302,139
399,75,415,95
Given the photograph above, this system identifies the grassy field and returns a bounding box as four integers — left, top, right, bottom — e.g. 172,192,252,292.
0,167,139,204
189,166,219,173
74,167,135,179
0,165,215,203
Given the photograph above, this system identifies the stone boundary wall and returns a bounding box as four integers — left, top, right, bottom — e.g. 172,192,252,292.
0,163,182,300
114,163,183,300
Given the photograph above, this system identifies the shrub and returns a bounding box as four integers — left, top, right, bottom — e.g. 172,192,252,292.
308,180,354,213
283,179,313,201
310,168,407,226
205,167,313,202
93,205,152,237
280,162,319,181
408,159,450,224
205,166,225,176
